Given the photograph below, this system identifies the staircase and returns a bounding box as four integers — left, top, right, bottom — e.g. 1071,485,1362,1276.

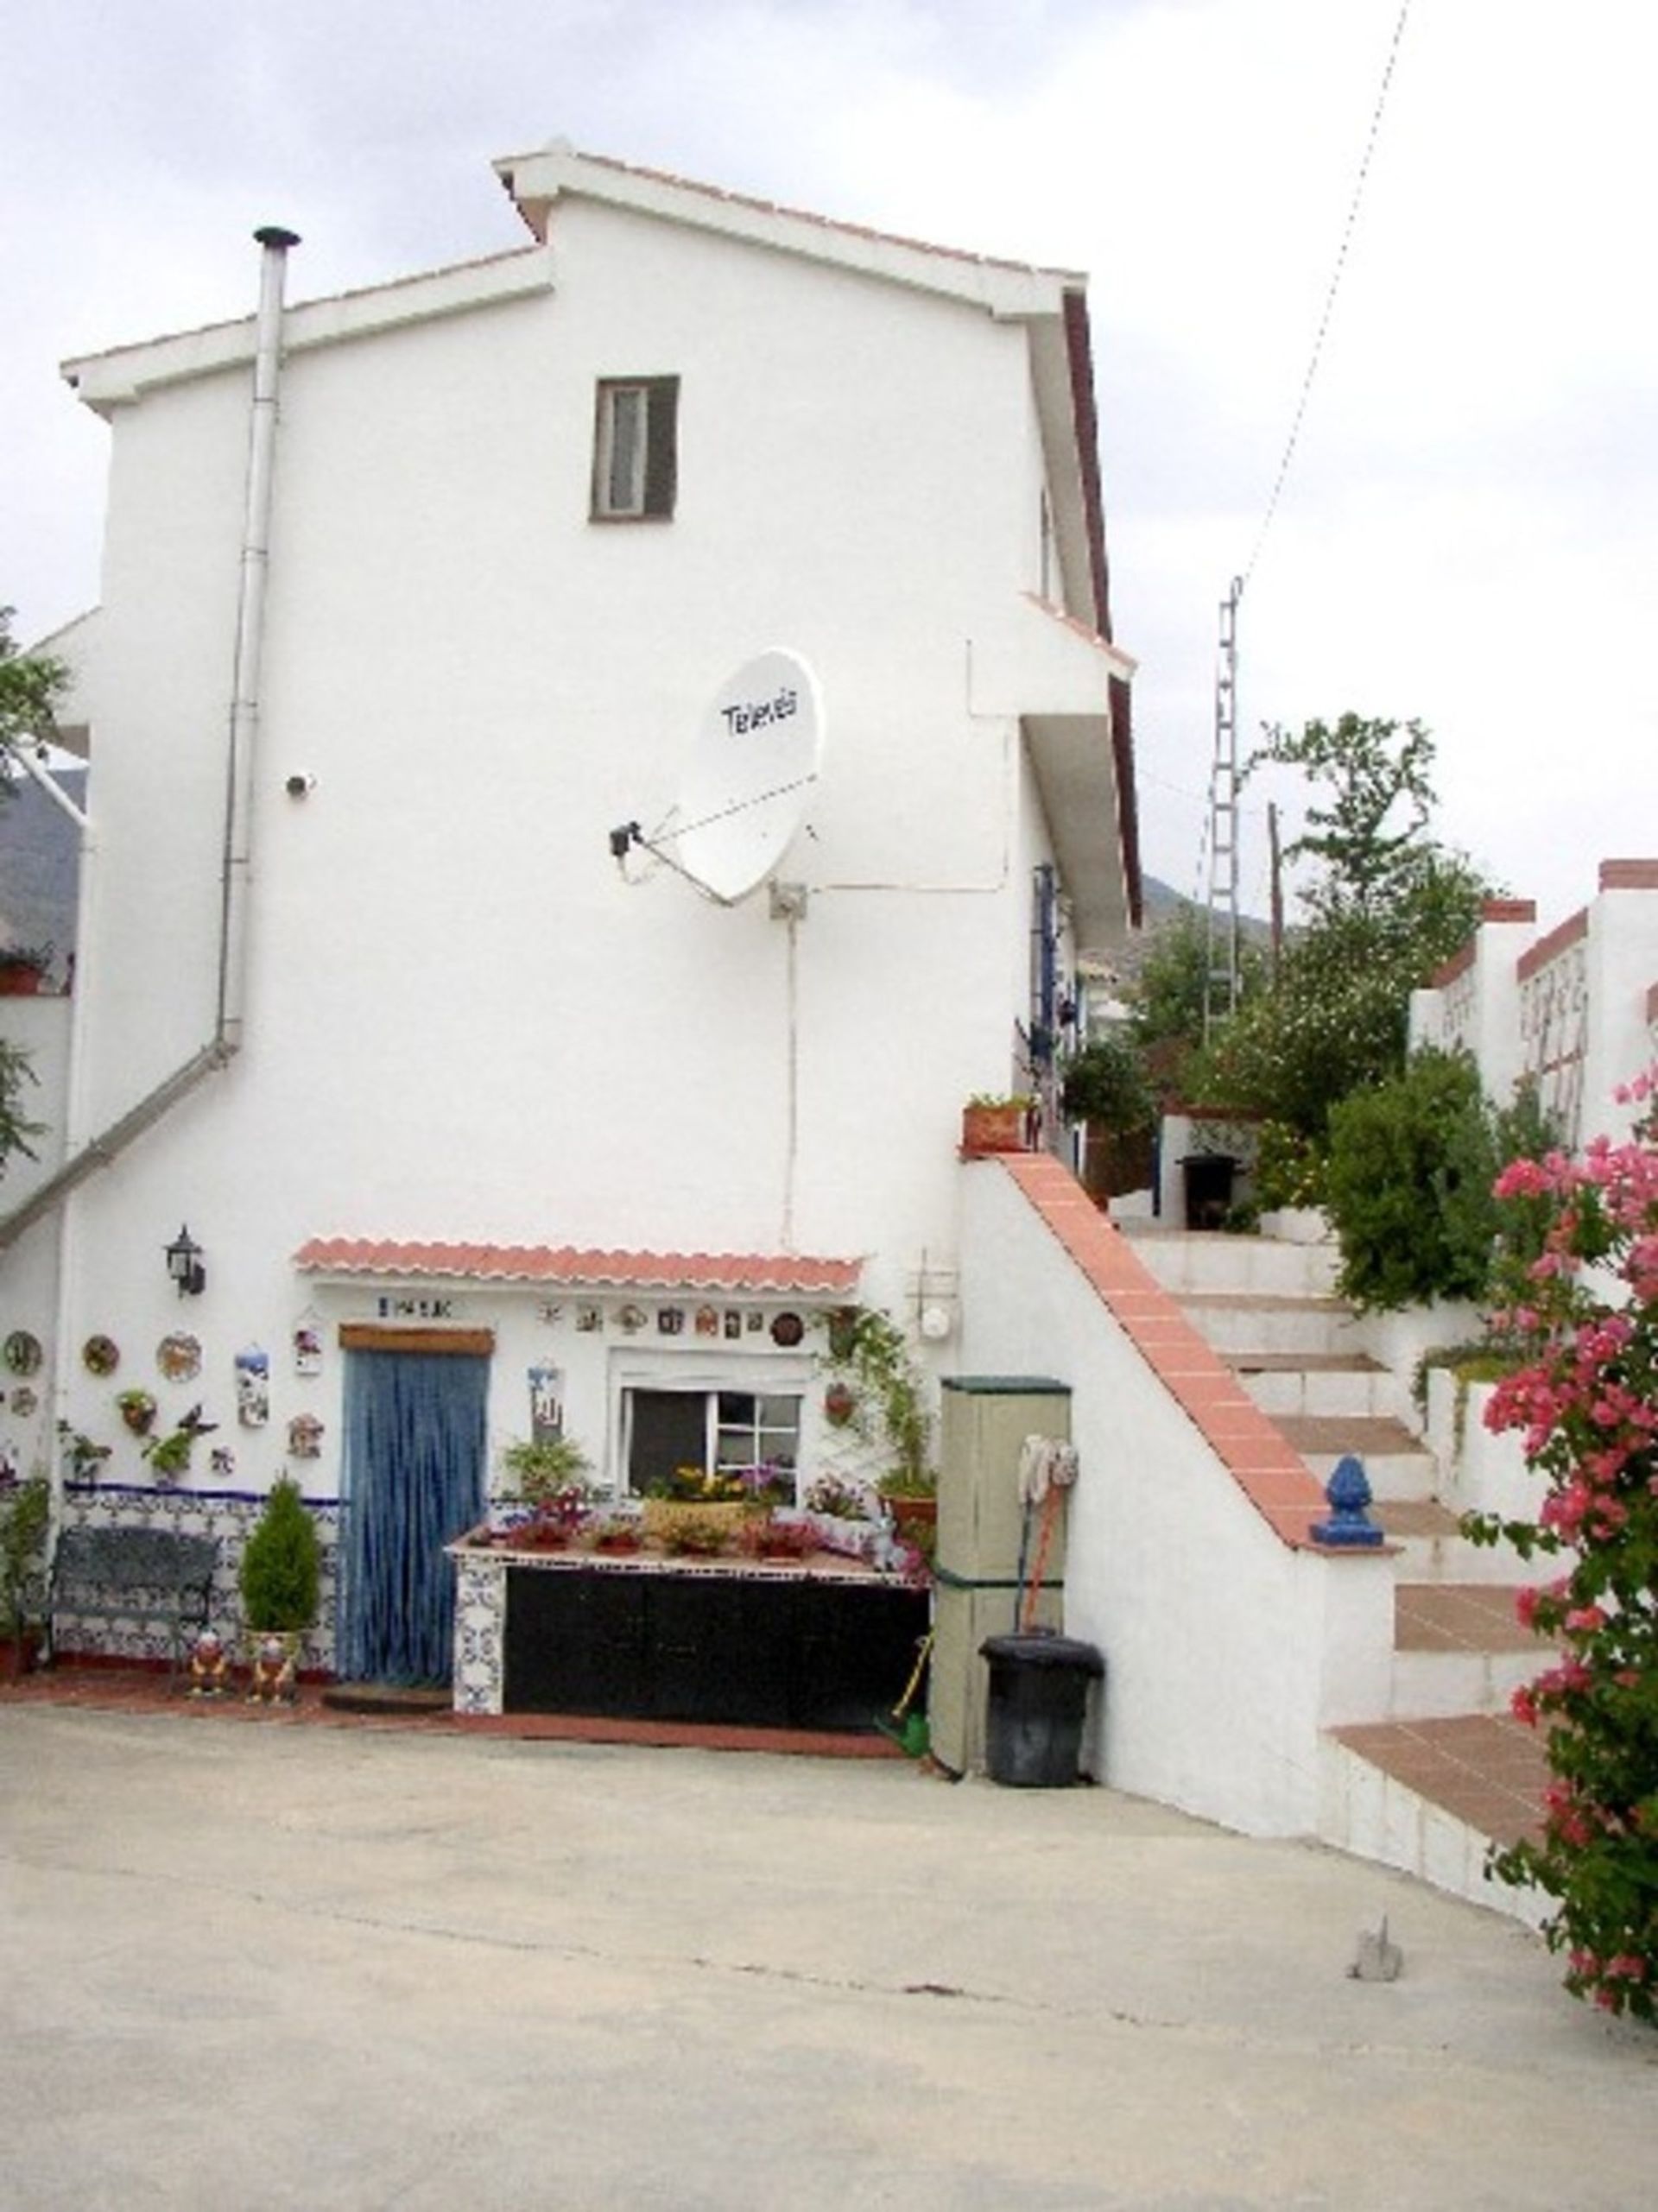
1121,1221,1549,1918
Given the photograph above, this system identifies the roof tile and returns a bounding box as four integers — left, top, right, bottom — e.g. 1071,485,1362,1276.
292,1237,861,1297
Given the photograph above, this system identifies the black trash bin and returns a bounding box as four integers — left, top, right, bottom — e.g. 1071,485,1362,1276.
980,1632,1104,1787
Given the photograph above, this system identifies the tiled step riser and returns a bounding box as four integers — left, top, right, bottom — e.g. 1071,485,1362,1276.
1385,1533,1533,1586
1315,1739,1549,1929
1387,1647,1538,1722
1127,1233,1342,1300
1240,1367,1408,1422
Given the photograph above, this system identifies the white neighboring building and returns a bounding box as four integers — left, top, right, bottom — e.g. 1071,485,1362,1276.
1,147,1141,1686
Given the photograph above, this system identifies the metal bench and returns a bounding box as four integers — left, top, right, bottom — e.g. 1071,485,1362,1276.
47,1526,218,1684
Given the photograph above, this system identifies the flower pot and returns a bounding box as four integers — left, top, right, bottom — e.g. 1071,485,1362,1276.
961,1102,1030,1158
884,1494,937,1532
0,964,42,997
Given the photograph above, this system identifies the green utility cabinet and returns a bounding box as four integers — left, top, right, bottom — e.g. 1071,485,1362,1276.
928,1375,1073,1775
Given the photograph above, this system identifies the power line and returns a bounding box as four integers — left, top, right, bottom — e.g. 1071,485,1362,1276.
1240,0,1414,590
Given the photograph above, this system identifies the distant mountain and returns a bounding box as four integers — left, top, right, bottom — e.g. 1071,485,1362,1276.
0,767,84,985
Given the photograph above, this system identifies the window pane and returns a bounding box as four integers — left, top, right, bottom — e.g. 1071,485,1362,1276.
627,1389,706,1495
607,387,644,513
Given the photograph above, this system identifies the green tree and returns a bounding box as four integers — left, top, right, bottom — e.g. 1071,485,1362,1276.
1125,907,1266,1100
0,608,66,763
1193,715,1491,1146
1250,712,1438,922
0,606,69,1173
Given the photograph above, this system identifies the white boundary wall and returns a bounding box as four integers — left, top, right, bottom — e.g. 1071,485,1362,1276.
956,1166,1393,1837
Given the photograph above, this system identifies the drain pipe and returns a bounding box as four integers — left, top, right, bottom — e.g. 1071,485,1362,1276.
0,224,298,1254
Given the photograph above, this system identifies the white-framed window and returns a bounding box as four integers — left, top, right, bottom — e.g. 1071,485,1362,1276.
592,376,679,520
622,1385,801,1497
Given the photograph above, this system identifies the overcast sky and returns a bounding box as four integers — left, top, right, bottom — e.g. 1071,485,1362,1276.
3,0,1652,926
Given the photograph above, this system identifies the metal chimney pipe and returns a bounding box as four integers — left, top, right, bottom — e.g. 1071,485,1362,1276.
216,223,301,1048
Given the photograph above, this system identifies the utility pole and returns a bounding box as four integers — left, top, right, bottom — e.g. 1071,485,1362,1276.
1203,577,1244,1038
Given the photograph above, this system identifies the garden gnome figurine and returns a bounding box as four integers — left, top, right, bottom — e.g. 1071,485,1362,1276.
248,1632,298,1705
188,1628,229,1699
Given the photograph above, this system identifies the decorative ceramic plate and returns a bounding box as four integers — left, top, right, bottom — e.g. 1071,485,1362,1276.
3,1330,41,1377
769,1311,805,1347
157,1332,202,1383
83,1334,120,1377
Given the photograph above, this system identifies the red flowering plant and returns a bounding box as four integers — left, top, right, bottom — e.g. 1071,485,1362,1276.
1464,1068,1658,2021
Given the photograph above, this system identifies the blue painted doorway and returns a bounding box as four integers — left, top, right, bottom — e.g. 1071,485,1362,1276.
338,1344,488,1684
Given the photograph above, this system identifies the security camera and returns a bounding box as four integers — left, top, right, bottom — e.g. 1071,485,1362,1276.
284,773,316,799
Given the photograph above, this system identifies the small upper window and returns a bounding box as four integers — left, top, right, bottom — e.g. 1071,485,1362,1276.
592,376,679,521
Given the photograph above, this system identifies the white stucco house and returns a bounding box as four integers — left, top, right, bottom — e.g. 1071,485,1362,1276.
2,147,1152,1704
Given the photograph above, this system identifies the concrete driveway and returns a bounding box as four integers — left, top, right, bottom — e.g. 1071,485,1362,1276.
2,1706,1652,2209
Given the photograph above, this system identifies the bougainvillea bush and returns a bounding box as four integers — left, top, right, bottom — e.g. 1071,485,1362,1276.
1465,1072,1658,2021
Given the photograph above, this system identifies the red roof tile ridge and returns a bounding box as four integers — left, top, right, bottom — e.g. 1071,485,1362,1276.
572,148,1072,281
292,1236,861,1289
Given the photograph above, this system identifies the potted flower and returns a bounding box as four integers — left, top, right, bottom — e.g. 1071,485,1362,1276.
585,1511,644,1556
738,1512,816,1562
960,1092,1036,1157
501,1434,594,1547
0,941,53,997
642,1462,761,1546
0,1469,49,1678
877,1464,939,1552
239,1475,320,1702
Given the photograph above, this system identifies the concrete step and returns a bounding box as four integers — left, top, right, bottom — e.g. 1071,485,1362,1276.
1385,1583,1545,1721
1319,1721,1549,1924
1174,1291,1363,1359
1225,1349,1408,1423
1370,1499,1530,1585
1123,1223,1341,1299
1273,1413,1437,1501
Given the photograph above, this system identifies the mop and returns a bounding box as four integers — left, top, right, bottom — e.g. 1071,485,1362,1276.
1014,1435,1079,1632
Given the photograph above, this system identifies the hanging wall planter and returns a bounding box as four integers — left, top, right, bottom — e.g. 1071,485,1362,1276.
116,1388,158,1438
824,1381,857,1428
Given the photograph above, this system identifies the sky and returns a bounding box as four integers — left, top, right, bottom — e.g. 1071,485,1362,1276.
2,0,1653,929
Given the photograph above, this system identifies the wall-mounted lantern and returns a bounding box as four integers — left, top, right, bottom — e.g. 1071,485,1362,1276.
165,1224,206,1299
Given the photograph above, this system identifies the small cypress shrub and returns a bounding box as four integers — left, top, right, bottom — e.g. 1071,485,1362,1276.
239,1476,320,1632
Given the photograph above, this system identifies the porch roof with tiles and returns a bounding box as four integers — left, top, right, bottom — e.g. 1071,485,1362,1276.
292,1238,862,1298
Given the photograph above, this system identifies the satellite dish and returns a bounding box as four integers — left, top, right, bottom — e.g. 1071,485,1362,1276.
668,648,825,904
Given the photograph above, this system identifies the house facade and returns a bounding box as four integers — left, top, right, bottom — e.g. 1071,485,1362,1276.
2,148,1140,1689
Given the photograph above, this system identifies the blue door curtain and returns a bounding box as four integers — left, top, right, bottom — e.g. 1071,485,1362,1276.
339,1349,487,1684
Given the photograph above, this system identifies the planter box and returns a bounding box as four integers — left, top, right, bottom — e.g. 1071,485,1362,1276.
641,1499,754,1550
960,1103,1031,1158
